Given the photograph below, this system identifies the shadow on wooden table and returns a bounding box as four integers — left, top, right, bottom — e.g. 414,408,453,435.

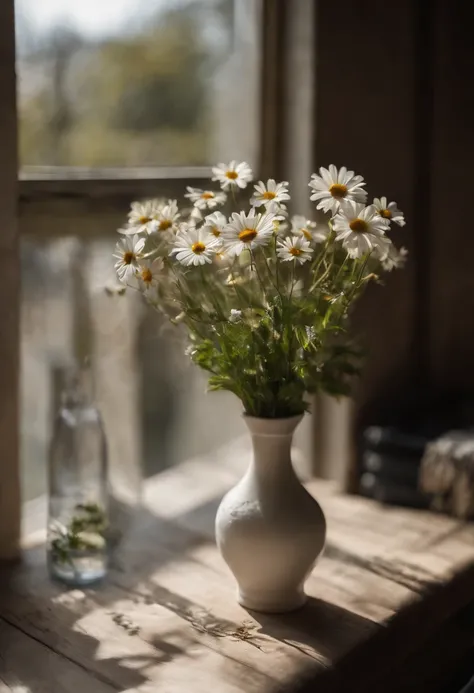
247,596,377,665
0,475,382,692
0,498,225,691
0,567,156,691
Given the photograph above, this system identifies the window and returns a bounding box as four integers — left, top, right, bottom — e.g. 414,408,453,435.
0,0,316,555
17,0,262,501
16,0,261,170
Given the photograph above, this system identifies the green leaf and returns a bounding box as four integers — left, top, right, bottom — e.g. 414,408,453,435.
294,325,310,349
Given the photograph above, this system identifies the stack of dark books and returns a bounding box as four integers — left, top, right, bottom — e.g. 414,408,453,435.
358,390,474,508
359,426,431,507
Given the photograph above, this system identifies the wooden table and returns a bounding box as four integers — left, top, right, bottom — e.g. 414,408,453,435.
2,443,474,693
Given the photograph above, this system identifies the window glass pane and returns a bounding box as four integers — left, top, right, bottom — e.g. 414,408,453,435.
21,237,245,501
15,0,260,170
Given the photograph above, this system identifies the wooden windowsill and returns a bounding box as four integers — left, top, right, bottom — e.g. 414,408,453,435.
19,167,213,205
19,166,214,182
2,447,474,692
18,168,215,238
18,166,241,238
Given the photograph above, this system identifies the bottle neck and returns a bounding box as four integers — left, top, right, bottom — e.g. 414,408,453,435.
61,365,95,409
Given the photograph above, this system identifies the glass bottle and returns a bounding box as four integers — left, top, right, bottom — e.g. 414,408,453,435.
47,364,109,585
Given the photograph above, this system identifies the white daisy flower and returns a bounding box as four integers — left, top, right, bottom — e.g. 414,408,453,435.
272,220,290,237
155,199,180,233
263,200,288,235
135,258,164,293
113,235,145,283
277,235,314,265
229,309,242,323
202,211,227,240
213,248,229,266
380,244,408,271
250,179,290,208
333,201,390,258
184,187,227,210
309,165,367,214
373,197,406,227
127,200,159,234
265,199,288,219
212,160,253,191
170,226,220,266
291,215,329,244
189,206,204,226
221,209,275,256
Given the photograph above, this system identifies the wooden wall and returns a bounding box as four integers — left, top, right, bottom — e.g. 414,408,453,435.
0,0,20,559
316,0,474,488
430,1,474,390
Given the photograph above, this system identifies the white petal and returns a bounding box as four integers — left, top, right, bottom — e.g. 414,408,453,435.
328,165,338,182
337,166,347,184
319,167,332,186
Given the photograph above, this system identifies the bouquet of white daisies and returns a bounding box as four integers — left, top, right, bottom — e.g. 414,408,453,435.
113,161,407,418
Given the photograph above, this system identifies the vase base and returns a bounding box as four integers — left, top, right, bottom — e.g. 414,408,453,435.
238,589,307,614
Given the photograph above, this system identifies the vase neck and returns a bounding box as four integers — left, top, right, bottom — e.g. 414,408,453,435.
251,433,293,478
244,416,302,483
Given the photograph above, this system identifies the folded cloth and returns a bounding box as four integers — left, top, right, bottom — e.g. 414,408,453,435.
419,430,474,519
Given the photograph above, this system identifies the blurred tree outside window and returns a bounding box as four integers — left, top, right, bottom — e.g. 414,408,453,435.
16,0,260,169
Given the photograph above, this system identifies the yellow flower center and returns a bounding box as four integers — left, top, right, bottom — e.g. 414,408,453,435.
329,183,348,198
211,226,220,237
238,228,257,243
201,192,214,200
123,251,135,265
159,219,172,231
379,208,392,219
290,247,302,257
226,170,238,180
141,268,153,284
262,191,276,200
302,228,312,241
349,218,368,233
192,241,206,254
139,216,151,224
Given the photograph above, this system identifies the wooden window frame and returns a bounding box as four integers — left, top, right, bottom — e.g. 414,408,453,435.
0,0,20,561
18,0,317,238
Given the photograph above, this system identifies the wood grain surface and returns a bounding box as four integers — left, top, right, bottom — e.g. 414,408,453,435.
2,443,474,692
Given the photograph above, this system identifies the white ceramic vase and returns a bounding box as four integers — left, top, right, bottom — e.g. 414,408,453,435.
215,415,326,613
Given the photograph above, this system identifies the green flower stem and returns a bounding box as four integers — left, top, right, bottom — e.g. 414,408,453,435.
249,250,269,304
343,252,372,307
228,258,248,314
273,235,280,293
199,266,225,319
333,251,351,286
311,247,336,292
259,246,281,298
